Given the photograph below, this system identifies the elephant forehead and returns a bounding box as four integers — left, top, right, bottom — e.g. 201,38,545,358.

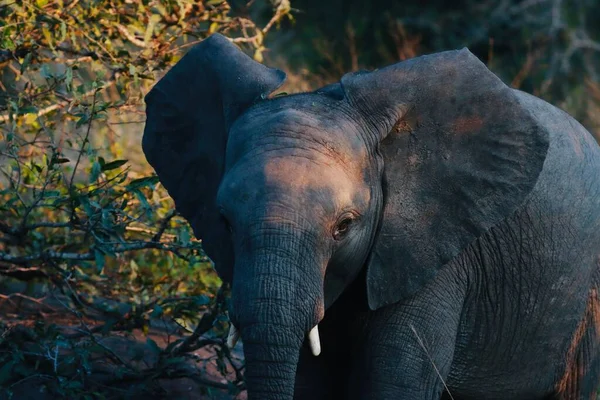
229,101,370,168
262,156,366,206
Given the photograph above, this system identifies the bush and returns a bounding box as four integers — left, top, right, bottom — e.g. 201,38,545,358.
0,1,291,398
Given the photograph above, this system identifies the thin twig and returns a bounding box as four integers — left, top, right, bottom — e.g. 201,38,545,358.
171,285,226,355
409,324,455,400
69,87,99,190
152,209,177,241
116,23,146,48
0,81,116,123
0,241,199,265
0,294,55,311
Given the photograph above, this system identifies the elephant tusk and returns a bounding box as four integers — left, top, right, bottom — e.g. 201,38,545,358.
227,323,240,348
308,325,321,356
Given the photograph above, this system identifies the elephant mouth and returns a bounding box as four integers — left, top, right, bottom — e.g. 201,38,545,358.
227,323,322,356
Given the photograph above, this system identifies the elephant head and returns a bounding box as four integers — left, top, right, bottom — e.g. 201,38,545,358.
142,34,548,399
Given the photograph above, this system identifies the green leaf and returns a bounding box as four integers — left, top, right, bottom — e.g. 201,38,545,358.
146,338,161,355
90,161,101,182
150,304,163,318
65,67,73,91
164,339,184,353
94,249,105,273
129,346,145,362
44,190,61,197
64,380,83,390
179,228,190,245
20,52,32,74
126,175,159,190
132,188,150,211
60,21,67,42
79,196,94,217
0,360,15,385
165,356,186,365
192,295,210,306
19,106,38,115
40,64,52,79
101,159,128,171
75,113,90,128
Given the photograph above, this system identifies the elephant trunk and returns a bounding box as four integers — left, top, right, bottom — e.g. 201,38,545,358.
242,323,303,399
232,240,322,400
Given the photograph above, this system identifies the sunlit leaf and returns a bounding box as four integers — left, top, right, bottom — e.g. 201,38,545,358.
144,14,161,45
24,113,39,127
42,27,54,51
254,46,265,63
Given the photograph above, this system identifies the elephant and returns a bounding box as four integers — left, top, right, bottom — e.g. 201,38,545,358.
141,33,600,399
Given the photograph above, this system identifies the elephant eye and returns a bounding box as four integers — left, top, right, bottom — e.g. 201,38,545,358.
333,215,355,241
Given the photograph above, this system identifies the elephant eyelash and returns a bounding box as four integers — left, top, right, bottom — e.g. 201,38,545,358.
332,212,359,241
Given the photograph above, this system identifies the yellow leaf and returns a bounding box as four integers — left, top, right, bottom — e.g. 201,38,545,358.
24,113,40,129
36,0,49,7
209,22,219,34
42,27,54,50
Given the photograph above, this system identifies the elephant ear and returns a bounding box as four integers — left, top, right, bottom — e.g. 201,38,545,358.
340,48,549,309
142,34,286,282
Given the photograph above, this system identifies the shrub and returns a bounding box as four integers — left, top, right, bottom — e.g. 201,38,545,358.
0,1,291,398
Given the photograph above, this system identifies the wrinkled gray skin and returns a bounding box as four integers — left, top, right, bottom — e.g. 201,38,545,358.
142,34,600,399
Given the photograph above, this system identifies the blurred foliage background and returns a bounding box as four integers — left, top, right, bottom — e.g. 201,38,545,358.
267,0,600,138
0,0,598,399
